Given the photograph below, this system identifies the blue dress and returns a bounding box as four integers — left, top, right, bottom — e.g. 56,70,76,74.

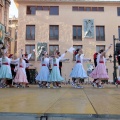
49,58,64,82
36,57,50,82
70,54,88,79
0,57,12,79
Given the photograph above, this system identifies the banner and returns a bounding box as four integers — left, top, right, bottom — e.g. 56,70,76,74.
84,19,94,38
37,42,47,60
0,23,5,43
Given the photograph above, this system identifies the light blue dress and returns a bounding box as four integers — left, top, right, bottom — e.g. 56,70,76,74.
0,57,12,79
36,57,50,82
70,54,88,79
49,58,64,82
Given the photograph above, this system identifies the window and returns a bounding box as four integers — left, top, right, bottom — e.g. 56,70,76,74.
117,7,120,16
118,26,120,39
27,6,59,15
72,7,79,11
37,6,43,10
72,6,104,12
49,6,59,15
25,45,35,60
86,7,91,11
26,6,36,15
73,26,82,40
79,7,84,11
49,45,59,56
96,26,105,41
96,45,105,53
49,25,59,40
98,7,104,11
92,7,97,11
43,6,49,10
26,25,35,40
73,45,82,61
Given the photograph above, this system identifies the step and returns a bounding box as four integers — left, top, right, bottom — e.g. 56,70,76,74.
0,113,120,120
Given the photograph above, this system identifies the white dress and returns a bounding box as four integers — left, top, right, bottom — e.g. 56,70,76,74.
36,57,50,82
70,54,88,79
0,57,12,79
49,53,65,82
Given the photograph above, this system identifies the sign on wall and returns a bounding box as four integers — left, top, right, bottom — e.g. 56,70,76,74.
84,19,94,38
37,42,47,60
0,23,5,43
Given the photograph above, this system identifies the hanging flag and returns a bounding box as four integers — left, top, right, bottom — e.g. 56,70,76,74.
37,42,47,60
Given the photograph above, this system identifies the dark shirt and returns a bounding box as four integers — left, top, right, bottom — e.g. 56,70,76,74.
10,64,16,70
93,53,98,59
117,55,120,65
24,59,29,69
59,61,62,68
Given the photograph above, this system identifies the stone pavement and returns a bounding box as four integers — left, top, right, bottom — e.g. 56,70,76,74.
0,85,120,120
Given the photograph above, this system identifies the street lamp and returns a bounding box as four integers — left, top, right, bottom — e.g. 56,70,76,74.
113,35,120,84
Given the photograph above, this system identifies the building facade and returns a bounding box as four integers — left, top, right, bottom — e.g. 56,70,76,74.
0,0,10,30
9,16,18,54
15,0,120,81
0,0,11,46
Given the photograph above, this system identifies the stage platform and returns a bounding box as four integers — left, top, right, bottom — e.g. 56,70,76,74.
0,85,120,120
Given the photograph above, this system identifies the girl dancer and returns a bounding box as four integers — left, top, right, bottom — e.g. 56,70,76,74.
36,51,50,88
0,47,12,88
89,44,112,88
48,50,67,88
70,48,90,88
14,50,28,88
7,54,17,87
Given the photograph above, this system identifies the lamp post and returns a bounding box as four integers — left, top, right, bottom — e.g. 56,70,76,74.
113,35,120,83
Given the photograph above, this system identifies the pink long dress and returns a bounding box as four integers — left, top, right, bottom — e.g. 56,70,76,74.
89,56,109,80
14,59,28,84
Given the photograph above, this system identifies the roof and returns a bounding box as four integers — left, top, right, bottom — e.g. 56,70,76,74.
14,0,120,3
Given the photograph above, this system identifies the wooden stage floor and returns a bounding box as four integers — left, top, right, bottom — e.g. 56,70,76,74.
0,85,120,116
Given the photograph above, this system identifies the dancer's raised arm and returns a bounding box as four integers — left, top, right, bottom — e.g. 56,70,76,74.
101,44,112,57
59,51,67,60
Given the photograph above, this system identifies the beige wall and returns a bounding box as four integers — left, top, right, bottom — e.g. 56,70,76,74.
9,18,18,54
0,0,10,32
17,1,120,81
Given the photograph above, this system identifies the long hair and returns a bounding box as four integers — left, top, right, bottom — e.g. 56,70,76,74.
99,49,104,53
74,49,80,56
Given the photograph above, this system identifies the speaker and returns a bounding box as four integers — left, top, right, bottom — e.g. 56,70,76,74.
116,43,120,54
